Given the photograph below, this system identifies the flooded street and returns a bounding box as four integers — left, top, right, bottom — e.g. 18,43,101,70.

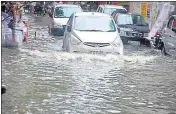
2,15,176,114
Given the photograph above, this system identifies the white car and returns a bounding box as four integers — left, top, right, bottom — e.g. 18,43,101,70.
63,12,123,55
48,4,82,36
96,5,127,15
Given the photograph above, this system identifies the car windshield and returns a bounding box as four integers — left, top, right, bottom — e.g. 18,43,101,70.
54,6,82,18
131,14,147,26
116,14,133,25
117,14,147,26
104,8,126,15
74,16,116,32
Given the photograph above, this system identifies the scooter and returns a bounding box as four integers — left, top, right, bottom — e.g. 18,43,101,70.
153,32,164,50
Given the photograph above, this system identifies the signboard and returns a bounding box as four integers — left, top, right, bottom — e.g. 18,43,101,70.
141,3,147,20
147,4,151,18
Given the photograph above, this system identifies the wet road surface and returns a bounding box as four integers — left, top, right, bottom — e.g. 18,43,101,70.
2,15,176,114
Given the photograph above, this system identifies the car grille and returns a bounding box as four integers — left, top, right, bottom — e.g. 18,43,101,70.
126,32,146,37
138,33,148,37
126,32,138,37
83,42,110,47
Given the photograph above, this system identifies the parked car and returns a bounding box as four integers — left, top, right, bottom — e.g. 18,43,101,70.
63,12,123,55
111,10,127,18
33,2,44,15
154,15,176,56
23,2,31,13
48,4,82,36
96,5,127,15
112,12,150,44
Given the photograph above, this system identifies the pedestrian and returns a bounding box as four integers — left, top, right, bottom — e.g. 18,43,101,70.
8,19,14,29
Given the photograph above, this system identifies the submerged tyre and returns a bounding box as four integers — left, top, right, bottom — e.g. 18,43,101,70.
161,45,169,56
122,38,128,44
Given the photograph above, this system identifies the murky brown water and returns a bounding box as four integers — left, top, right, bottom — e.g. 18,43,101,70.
2,15,176,114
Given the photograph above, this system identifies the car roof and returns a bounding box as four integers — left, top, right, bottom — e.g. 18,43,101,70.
99,5,125,9
75,12,111,17
54,4,80,8
113,12,140,18
128,12,141,15
114,12,141,16
111,10,128,14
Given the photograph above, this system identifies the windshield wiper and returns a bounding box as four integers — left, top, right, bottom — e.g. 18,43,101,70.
125,24,134,25
134,24,147,26
79,30,104,32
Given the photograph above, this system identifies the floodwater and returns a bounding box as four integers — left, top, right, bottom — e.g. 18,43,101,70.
2,15,176,114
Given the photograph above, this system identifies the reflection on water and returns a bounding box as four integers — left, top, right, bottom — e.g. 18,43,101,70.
2,15,176,114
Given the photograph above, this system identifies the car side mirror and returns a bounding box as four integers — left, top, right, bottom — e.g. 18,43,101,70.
117,27,120,33
172,28,176,33
67,25,71,32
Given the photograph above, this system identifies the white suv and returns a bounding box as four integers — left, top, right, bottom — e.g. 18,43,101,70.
96,5,127,15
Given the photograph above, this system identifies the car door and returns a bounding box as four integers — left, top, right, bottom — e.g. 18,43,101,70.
163,16,176,54
64,14,73,37
63,14,73,48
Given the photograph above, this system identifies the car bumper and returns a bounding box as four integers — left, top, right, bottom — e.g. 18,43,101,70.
52,26,66,35
121,36,147,41
120,32,149,41
69,43,123,55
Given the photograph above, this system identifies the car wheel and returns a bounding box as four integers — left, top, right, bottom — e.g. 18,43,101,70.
140,39,145,45
144,39,151,47
161,45,169,56
122,38,128,44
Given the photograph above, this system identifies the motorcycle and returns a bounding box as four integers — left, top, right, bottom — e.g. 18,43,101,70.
152,32,164,50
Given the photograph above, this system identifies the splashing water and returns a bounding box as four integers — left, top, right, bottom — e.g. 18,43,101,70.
20,49,158,65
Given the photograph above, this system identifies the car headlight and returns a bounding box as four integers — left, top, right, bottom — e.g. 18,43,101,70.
119,30,126,36
70,33,82,45
112,36,123,47
54,23,62,28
